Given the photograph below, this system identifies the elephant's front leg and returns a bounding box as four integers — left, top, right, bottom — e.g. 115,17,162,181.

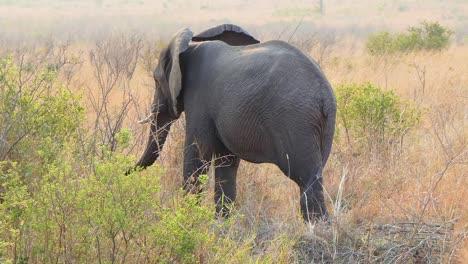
182,137,212,194
214,154,240,217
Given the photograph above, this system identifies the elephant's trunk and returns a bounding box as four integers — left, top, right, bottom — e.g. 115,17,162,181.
135,112,173,169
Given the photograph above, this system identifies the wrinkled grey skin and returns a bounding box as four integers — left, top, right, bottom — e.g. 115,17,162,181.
134,24,336,222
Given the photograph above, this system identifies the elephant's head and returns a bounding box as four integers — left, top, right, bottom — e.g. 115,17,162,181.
134,24,259,170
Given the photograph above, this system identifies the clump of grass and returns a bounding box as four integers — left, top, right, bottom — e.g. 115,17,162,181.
294,221,455,263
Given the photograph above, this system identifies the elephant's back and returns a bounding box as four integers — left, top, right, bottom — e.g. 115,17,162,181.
213,41,332,113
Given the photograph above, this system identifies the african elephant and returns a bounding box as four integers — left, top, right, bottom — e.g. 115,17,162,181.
134,24,336,222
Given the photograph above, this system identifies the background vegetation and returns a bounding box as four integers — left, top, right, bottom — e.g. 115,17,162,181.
0,0,467,263
367,21,453,55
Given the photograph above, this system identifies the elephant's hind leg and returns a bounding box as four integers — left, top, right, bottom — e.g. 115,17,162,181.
281,152,328,222
298,168,329,222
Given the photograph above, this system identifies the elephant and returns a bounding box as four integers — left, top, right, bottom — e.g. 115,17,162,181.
133,24,336,222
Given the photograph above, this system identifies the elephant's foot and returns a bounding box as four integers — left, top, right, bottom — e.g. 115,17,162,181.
302,209,329,223
215,196,235,219
300,192,329,223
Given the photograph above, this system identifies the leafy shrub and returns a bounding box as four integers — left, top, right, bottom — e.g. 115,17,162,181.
367,21,453,55
0,153,267,263
0,162,32,263
366,32,397,56
0,56,84,164
335,82,420,153
406,21,453,50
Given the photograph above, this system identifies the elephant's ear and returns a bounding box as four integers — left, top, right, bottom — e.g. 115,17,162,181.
192,24,259,46
167,28,193,116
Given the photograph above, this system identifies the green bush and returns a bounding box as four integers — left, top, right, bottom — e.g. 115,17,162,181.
0,56,84,165
367,21,453,55
1,154,266,263
335,82,420,153
366,32,396,55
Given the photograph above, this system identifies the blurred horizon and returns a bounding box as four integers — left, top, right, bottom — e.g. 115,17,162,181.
1,0,467,43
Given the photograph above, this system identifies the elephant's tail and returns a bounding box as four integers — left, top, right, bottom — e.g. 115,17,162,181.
321,101,336,167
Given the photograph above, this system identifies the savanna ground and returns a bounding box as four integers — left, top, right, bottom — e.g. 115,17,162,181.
0,0,467,263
